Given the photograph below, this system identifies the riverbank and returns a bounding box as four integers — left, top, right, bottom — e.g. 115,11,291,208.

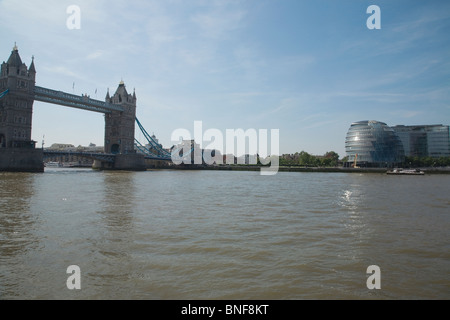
157,165,450,174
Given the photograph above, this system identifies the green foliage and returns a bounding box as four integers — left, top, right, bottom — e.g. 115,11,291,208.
280,153,450,168
404,156,450,167
280,151,341,167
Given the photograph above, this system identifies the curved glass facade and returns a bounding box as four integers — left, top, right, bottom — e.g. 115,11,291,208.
345,120,405,167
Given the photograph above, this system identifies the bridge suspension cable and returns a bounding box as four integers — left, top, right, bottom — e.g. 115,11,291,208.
134,139,171,160
135,117,172,158
134,117,197,162
0,89,9,99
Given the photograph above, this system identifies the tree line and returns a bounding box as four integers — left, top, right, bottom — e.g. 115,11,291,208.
404,156,450,168
279,151,341,167
278,152,450,168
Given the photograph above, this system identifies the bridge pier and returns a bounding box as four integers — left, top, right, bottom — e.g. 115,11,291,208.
0,148,44,172
145,158,172,169
93,153,146,171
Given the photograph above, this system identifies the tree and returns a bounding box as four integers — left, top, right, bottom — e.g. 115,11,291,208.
298,151,312,166
324,151,340,167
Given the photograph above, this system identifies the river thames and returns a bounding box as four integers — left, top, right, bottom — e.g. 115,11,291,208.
0,168,449,299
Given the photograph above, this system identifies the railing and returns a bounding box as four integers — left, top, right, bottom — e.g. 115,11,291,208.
34,86,124,113
43,150,116,163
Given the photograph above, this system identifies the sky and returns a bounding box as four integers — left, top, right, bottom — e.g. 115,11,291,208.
1,0,449,158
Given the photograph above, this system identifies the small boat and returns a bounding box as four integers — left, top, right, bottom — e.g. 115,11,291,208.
45,161,62,168
387,168,425,175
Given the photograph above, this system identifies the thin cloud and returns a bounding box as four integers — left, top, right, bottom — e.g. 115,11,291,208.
86,50,103,60
191,9,246,39
42,65,80,79
389,110,423,119
303,119,339,130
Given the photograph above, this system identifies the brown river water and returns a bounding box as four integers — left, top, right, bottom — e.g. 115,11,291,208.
0,168,449,299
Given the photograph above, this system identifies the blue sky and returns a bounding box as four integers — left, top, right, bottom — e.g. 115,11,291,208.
1,0,449,157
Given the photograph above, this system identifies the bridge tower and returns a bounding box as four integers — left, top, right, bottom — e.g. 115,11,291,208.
0,44,43,172
94,80,145,170
104,81,136,154
0,44,36,148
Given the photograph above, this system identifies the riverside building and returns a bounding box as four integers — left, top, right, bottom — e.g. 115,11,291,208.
345,120,405,168
392,125,450,158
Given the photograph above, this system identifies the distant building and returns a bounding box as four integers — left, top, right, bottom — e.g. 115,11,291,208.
392,125,450,158
45,143,104,167
236,154,258,165
171,139,201,164
48,143,76,150
345,120,405,167
143,134,163,154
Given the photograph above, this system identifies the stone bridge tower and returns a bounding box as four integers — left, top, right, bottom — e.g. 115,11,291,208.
96,80,145,170
0,44,43,172
0,44,36,149
104,81,136,155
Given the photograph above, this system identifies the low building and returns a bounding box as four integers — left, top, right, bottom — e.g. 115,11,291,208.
392,124,450,158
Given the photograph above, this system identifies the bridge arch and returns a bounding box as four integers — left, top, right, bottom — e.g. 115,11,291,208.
111,144,120,154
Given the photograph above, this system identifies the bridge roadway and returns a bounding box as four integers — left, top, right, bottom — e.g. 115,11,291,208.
43,150,171,162
34,86,124,114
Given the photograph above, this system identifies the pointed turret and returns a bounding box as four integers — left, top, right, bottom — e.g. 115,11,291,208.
105,88,110,100
114,80,129,103
116,79,128,94
28,56,36,73
7,43,22,67
28,56,36,80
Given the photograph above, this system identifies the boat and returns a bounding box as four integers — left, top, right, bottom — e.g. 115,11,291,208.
45,161,62,168
386,168,425,175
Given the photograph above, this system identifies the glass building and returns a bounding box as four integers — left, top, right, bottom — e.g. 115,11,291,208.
392,125,450,158
345,120,405,167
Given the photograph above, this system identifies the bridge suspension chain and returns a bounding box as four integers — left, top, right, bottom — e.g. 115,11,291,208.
135,117,172,158
134,139,171,160
135,117,198,162
0,89,9,99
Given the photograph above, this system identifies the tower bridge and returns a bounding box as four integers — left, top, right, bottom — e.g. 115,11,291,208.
0,45,171,172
